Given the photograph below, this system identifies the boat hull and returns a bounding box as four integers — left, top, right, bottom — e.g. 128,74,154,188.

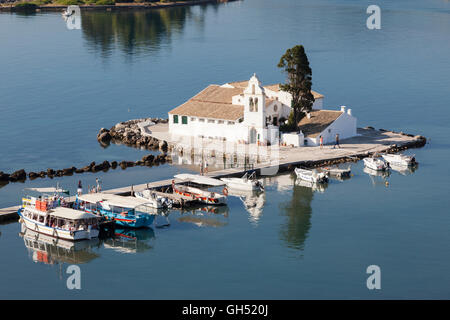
221,178,261,191
98,209,154,228
295,168,328,183
382,154,414,167
363,158,387,171
174,185,227,205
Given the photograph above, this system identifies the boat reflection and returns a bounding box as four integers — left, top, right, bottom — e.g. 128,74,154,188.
389,163,419,176
294,178,329,193
19,223,100,265
363,167,391,186
227,188,265,226
279,184,313,251
176,205,229,228
103,228,155,254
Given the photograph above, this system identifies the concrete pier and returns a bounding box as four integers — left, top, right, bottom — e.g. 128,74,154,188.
0,128,426,223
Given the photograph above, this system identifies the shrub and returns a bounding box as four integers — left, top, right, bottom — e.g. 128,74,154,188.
14,2,38,10
95,0,115,4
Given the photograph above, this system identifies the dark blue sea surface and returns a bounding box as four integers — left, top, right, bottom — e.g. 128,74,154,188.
0,0,449,298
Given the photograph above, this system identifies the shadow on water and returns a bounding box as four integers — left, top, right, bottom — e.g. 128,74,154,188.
81,7,207,58
279,183,314,251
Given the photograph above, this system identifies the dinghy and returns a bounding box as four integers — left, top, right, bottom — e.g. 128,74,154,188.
381,153,416,167
294,168,328,183
322,166,351,179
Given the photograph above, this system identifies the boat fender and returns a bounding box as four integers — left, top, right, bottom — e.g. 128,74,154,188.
222,187,228,196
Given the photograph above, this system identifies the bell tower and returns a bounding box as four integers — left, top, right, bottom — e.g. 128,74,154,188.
243,73,266,129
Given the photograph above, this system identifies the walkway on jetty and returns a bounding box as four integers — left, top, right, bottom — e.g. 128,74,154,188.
0,128,426,223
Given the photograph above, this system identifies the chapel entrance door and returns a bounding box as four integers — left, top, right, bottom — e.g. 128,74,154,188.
249,128,257,144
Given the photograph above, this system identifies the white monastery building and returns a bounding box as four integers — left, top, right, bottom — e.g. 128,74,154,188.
168,74,356,147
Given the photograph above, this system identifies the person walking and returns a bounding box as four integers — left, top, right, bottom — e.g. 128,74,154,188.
77,180,83,196
319,135,324,149
205,161,209,174
200,160,204,175
333,133,340,149
95,178,102,193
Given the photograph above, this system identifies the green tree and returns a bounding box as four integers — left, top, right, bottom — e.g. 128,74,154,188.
277,45,315,130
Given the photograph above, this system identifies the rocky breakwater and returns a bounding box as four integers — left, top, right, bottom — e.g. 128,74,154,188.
97,118,169,152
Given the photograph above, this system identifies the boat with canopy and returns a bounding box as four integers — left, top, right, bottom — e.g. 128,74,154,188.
75,193,156,228
173,174,227,205
19,187,101,241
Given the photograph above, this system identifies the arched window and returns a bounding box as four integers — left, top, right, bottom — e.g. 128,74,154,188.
254,98,258,112
252,84,255,95
274,104,278,112
249,98,254,112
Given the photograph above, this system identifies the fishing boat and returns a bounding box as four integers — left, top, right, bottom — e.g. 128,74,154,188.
363,157,388,171
220,172,264,191
76,193,156,228
294,168,328,183
322,166,351,179
18,188,101,241
134,189,173,208
173,174,227,205
381,153,416,167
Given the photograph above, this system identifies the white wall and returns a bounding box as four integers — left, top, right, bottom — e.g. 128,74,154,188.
282,132,304,147
309,108,357,146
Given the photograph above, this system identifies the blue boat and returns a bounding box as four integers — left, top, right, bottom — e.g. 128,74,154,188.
75,193,156,228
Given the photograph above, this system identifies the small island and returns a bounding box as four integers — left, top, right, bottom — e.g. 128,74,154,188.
0,0,232,11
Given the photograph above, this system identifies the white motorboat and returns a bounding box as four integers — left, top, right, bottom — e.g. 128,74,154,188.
220,172,264,191
294,168,328,183
363,157,388,171
381,153,416,167
173,174,228,205
134,189,173,209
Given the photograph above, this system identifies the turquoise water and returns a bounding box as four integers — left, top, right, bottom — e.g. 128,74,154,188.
1,0,450,298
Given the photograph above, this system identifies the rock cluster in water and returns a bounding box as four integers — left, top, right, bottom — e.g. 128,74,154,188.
97,118,169,152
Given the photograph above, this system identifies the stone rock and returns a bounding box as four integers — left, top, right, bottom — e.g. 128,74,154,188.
159,140,168,151
47,168,55,176
0,171,10,182
97,131,112,144
28,172,38,180
75,168,84,174
111,161,118,169
39,171,46,178
142,154,155,163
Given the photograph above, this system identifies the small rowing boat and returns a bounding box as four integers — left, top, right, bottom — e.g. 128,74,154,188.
322,166,351,179
381,153,416,167
294,168,328,183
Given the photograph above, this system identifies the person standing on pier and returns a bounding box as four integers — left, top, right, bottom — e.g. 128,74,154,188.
77,180,83,196
319,135,324,149
333,133,340,149
205,161,209,174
